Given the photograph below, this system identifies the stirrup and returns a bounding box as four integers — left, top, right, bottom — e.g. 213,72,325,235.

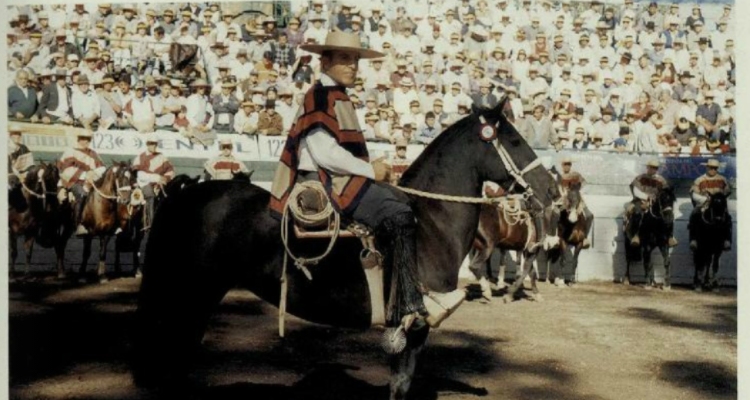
667,237,678,247
582,238,591,249
75,224,89,236
630,235,640,247
423,289,466,328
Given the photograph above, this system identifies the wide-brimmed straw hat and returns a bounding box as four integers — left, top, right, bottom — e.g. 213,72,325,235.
300,31,384,59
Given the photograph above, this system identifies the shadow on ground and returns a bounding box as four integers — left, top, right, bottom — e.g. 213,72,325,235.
658,360,736,399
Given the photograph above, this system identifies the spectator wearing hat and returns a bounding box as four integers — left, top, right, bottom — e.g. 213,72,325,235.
521,65,549,103
304,13,328,46
95,76,121,129
637,2,664,32
35,69,73,124
392,77,419,114
267,32,296,69
253,50,279,84
211,80,240,132
526,105,558,149
7,125,35,194
367,20,394,53
182,79,215,144
552,87,577,117
150,80,176,128
402,99,426,131
234,100,259,135
71,75,100,130
8,69,38,120
215,11,240,43
593,108,620,145
696,90,721,138
686,21,709,53
670,117,699,147
123,82,155,132
569,126,590,150
638,110,666,153
256,100,283,136
441,81,469,115
22,30,49,72
703,54,728,89
471,79,498,109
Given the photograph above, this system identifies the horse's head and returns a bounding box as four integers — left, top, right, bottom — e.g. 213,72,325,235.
654,186,676,220
109,161,135,204
705,192,729,224
164,174,200,197
487,98,560,210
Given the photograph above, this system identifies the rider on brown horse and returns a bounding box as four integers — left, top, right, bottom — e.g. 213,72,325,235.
560,158,592,248
625,159,677,247
58,130,106,236
132,134,175,230
8,124,35,195
688,159,732,251
269,31,464,328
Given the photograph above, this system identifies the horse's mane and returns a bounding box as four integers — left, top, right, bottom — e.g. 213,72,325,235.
399,115,476,185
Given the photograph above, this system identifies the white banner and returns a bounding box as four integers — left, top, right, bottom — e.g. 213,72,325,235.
24,127,427,163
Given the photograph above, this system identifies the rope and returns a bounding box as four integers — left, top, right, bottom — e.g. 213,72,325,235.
279,181,341,337
395,186,502,205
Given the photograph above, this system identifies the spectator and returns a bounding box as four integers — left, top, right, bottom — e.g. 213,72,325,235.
234,100,258,135
184,79,215,145
123,82,155,132
71,75,100,130
257,100,283,136
8,69,38,120
35,69,73,124
696,90,721,138
212,81,240,132
526,105,558,149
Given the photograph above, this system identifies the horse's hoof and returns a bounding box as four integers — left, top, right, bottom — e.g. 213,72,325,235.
622,278,631,286
642,284,653,291
135,270,143,279
503,294,513,304
99,276,109,284
531,293,544,302
662,285,672,292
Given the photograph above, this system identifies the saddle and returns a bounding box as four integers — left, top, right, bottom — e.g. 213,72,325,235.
279,181,386,336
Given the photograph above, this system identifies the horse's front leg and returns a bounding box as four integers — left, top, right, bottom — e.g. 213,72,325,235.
642,247,654,289
55,234,69,279
468,246,493,301
660,245,671,291
503,252,532,303
98,235,111,283
709,251,721,292
570,245,583,286
526,253,542,301
390,327,429,400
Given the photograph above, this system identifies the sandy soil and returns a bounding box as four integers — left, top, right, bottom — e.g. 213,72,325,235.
8,274,736,400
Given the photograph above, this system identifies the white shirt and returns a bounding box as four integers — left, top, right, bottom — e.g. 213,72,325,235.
298,74,374,179
72,89,100,119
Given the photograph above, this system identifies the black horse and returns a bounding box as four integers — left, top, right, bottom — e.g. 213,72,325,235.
623,187,676,289
8,163,68,278
133,100,557,399
690,192,731,292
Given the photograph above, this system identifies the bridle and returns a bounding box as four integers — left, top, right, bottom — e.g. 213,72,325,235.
648,190,673,220
91,166,133,205
700,194,726,225
21,168,57,209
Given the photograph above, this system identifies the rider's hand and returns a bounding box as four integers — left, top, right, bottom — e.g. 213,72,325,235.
159,176,168,185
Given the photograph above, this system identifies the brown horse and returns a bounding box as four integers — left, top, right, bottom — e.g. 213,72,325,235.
8,163,71,278
77,162,138,283
469,195,542,303
538,167,592,286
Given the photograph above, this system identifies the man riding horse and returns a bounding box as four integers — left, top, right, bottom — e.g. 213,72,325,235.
559,157,592,249
8,124,35,193
689,159,731,251
625,159,677,247
132,134,175,230
269,31,465,328
58,130,106,236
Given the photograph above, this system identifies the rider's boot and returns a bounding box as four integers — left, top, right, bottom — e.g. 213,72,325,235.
381,213,465,330
75,195,89,236
668,237,678,247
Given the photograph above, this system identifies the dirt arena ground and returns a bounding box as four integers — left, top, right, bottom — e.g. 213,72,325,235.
8,274,736,400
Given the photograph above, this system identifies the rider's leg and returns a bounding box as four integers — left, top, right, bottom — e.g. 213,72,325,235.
352,183,464,329
582,205,594,248
72,183,89,235
627,200,643,246
141,184,156,229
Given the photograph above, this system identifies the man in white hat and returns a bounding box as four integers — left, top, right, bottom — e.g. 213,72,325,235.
59,130,106,236
124,81,156,132
204,138,249,180
393,77,419,116
269,31,465,328
211,80,240,132
625,159,677,248
132,134,175,229
688,159,732,251
7,125,35,191
184,79,215,144
71,75,101,130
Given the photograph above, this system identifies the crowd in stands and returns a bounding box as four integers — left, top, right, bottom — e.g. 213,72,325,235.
6,0,736,155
